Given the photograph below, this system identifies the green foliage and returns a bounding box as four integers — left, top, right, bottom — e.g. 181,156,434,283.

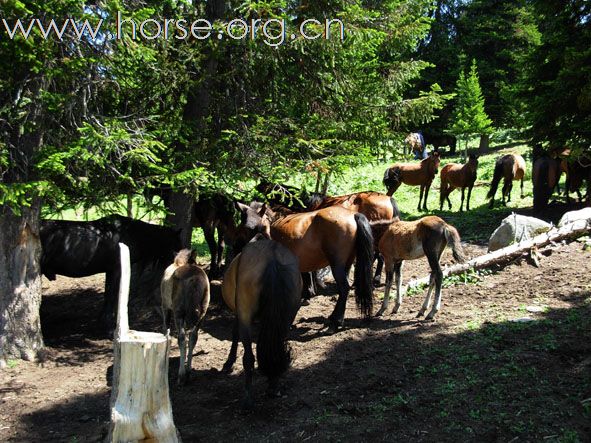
522,0,591,153
450,59,493,145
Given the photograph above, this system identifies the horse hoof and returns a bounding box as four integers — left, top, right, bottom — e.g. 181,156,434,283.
221,364,233,374
375,309,385,317
415,311,424,318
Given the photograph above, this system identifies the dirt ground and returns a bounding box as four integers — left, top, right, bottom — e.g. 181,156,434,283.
1,241,590,442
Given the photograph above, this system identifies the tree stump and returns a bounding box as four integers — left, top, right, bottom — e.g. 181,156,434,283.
108,243,180,443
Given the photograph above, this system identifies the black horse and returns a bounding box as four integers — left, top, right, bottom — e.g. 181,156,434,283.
423,132,457,154
41,215,182,331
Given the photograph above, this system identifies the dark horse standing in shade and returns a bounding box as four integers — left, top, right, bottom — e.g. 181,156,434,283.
221,237,302,410
234,205,374,331
532,146,561,212
41,215,181,331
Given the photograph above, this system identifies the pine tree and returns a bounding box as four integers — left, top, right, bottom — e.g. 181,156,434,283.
451,59,493,157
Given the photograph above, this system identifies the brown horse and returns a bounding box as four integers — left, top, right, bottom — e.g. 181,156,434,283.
487,154,526,208
383,152,441,211
532,148,561,212
234,205,375,331
160,249,210,385
374,216,465,319
221,237,302,409
561,157,591,203
439,154,479,212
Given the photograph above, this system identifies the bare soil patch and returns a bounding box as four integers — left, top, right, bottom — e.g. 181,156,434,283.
1,241,590,442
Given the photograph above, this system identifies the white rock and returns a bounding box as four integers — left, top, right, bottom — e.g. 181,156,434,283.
557,207,591,229
488,213,552,252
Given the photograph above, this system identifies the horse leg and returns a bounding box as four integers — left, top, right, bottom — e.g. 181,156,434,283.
520,178,524,199
373,253,384,286
185,326,198,383
222,318,239,373
176,319,187,385
203,225,218,277
375,262,394,317
301,272,315,304
102,267,120,334
460,187,465,212
425,250,444,320
216,225,226,271
466,185,474,211
416,273,435,318
507,181,513,203
423,182,432,211
446,192,452,210
327,264,350,331
391,262,403,314
418,185,425,212
161,308,170,335
240,323,255,410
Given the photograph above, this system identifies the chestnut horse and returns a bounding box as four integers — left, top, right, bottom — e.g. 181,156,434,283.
487,154,526,208
373,216,465,319
383,152,441,211
439,154,479,212
160,249,210,385
234,205,374,331
221,237,302,409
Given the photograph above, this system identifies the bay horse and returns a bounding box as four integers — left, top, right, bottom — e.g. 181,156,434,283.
561,157,591,203
383,152,441,211
487,154,526,208
439,154,479,212
161,249,210,385
234,205,375,331
40,215,182,331
307,191,401,283
532,147,561,212
221,236,302,409
373,216,465,319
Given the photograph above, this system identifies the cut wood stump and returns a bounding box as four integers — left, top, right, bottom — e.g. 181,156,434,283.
108,243,180,443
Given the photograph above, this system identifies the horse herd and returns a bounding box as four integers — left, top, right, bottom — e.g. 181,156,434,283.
39,146,590,409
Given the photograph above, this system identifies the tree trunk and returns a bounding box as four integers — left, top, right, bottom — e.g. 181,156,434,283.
165,192,194,248
109,244,179,443
479,134,490,154
464,139,469,160
0,201,44,366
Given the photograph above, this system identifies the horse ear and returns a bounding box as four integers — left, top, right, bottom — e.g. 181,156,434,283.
190,249,197,262
234,201,250,213
258,203,268,217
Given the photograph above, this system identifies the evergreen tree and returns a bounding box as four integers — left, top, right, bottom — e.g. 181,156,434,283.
450,59,492,157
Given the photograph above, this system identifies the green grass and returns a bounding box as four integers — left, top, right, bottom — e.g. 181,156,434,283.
324,143,537,243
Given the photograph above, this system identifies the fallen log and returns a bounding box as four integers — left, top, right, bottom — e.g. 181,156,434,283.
405,220,591,291
108,243,180,443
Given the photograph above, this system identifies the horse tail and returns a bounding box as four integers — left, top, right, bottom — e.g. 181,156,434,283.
353,213,374,319
389,196,401,219
533,158,550,212
257,252,300,380
487,157,504,200
443,223,466,263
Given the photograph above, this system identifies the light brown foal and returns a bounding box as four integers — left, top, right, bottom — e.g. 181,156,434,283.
374,216,465,320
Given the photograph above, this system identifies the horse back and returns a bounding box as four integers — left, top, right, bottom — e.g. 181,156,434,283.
352,192,396,221
40,219,119,279
511,154,526,180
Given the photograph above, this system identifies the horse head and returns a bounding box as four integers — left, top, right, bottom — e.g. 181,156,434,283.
426,151,441,174
234,201,272,247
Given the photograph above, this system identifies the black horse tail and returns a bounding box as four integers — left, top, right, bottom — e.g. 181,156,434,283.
389,196,401,219
443,223,466,263
487,157,504,201
353,213,374,320
257,253,300,380
533,158,550,212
